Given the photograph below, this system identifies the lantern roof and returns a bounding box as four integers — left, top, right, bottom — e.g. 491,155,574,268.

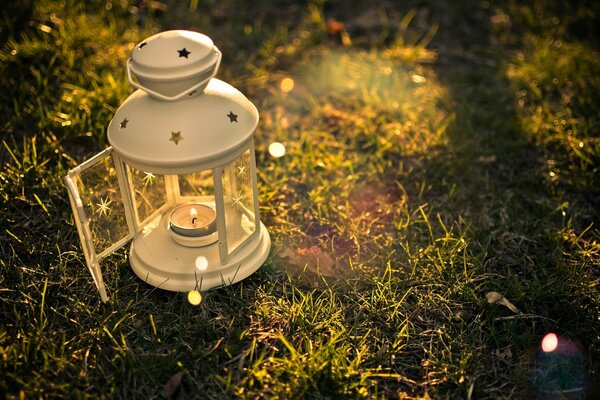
107,78,259,174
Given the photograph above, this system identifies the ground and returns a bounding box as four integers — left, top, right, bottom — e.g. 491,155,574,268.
0,0,599,399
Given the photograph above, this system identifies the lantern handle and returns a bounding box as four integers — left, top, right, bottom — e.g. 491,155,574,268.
126,49,222,101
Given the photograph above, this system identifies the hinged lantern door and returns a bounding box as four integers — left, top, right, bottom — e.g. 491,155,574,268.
65,147,134,302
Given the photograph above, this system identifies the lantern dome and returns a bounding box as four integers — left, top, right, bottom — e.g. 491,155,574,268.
107,79,259,174
109,30,259,174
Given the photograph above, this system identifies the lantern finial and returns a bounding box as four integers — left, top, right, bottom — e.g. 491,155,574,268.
127,30,221,101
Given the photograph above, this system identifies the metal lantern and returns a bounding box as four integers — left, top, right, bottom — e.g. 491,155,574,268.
64,30,271,302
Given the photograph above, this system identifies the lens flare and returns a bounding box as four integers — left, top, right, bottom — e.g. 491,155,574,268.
280,77,295,93
534,334,588,396
268,142,286,158
411,74,426,84
195,256,208,272
187,290,202,306
542,332,559,352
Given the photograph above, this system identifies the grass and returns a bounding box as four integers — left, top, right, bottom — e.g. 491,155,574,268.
1,0,599,398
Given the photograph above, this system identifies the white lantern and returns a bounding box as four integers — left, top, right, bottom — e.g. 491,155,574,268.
64,30,271,302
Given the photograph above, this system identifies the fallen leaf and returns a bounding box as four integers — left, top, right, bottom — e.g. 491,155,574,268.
279,246,336,277
278,247,296,259
486,292,521,315
494,346,513,360
163,371,186,400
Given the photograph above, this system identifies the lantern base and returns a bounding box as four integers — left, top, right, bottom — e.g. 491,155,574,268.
129,214,270,292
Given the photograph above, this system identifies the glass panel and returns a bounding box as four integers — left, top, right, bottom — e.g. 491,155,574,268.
178,170,214,199
65,147,133,302
221,149,256,254
127,167,168,225
71,151,130,255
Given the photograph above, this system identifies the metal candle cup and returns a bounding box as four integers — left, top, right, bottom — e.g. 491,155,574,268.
169,204,216,237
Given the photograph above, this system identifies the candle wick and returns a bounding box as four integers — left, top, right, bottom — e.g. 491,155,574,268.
192,217,197,225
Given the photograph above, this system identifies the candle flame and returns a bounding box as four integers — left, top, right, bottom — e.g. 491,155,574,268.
190,207,198,226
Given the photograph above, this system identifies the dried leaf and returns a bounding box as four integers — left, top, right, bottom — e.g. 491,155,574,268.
494,346,513,360
163,371,186,400
485,292,503,303
278,246,336,277
277,248,296,259
297,246,336,276
486,291,521,315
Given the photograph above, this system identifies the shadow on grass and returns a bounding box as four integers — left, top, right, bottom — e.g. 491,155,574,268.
263,0,600,397
421,1,599,398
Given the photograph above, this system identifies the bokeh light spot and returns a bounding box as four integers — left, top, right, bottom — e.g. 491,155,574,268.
542,332,558,352
269,142,286,158
195,256,208,271
187,290,202,306
411,74,426,84
280,77,295,93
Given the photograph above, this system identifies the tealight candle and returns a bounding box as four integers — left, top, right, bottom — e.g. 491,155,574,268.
169,203,216,237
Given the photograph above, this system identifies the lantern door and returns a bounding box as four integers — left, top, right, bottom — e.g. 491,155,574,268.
65,147,134,302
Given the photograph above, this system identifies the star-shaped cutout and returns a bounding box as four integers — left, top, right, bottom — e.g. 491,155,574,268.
119,118,129,130
227,111,238,123
96,197,112,217
178,48,191,58
237,164,246,176
170,131,183,145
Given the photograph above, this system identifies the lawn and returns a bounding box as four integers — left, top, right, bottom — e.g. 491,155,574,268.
1,0,599,398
